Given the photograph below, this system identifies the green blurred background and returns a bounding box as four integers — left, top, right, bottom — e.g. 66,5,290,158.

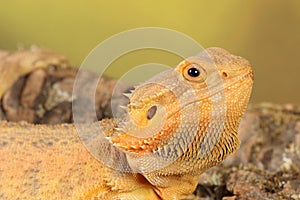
0,0,299,104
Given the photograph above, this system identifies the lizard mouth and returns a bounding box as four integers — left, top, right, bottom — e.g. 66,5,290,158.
248,71,254,81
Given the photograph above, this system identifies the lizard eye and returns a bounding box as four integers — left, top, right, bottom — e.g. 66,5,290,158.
188,68,200,77
183,63,206,82
146,105,157,120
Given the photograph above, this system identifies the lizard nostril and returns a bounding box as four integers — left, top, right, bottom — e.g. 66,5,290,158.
146,105,157,120
222,72,228,78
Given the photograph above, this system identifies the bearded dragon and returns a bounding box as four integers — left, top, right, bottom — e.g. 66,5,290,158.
0,47,253,199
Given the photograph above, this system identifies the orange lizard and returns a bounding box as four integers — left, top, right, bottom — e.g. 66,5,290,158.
0,47,253,199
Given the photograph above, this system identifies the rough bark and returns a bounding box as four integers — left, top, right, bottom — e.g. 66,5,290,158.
0,48,130,124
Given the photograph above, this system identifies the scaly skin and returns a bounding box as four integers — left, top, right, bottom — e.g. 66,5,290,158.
0,47,253,199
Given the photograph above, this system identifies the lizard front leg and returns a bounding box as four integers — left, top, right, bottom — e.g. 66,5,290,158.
85,169,161,199
144,173,200,200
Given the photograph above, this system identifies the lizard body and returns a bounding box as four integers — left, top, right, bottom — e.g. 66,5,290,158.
0,47,253,199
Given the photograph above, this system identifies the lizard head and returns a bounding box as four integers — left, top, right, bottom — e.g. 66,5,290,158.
110,47,253,172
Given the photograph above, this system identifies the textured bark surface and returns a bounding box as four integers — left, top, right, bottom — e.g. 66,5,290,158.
0,49,130,124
